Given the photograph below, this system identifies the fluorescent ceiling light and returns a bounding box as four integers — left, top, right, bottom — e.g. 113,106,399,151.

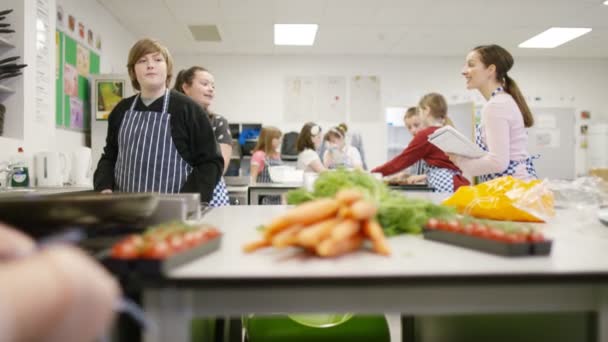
274,24,318,46
519,27,592,48
604,0,608,5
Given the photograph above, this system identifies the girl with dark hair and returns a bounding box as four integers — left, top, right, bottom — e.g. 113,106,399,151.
173,66,233,174
173,66,231,206
451,44,537,181
296,122,326,173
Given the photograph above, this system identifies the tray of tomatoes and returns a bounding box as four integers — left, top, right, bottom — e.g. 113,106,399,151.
103,221,222,276
423,218,551,257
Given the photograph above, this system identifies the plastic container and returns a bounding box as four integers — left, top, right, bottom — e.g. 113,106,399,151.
10,147,30,187
268,165,304,183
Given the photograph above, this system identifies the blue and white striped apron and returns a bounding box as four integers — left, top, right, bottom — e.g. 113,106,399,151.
474,87,538,183
114,90,229,206
257,156,283,204
426,165,458,193
475,125,538,183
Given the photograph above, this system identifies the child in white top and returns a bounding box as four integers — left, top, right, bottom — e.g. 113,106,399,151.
451,44,537,182
322,124,363,170
296,123,326,173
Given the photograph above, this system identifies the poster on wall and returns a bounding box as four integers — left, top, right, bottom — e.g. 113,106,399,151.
68,15,75,32
349,75,381,122
56,5,64,28
55,29,100,131
76,44,90,76
70,97,84,129
96,80,124,120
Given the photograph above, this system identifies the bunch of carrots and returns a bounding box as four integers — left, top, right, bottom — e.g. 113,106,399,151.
243,189,391,257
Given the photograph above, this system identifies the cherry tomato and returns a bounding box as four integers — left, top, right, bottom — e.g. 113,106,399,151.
111,241,139,259
472,224,489,238
141,241,171,259
463,223,476,235
426,218,440,230
528,232,545,243
436,220,450,231
183,231,198,247
506,233,527,243
203,228,220,240
447,220,462,233
488,228,507,242
167,235,186,252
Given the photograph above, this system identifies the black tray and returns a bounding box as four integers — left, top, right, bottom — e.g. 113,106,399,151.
0,193,159,237
423,229,552,257
103,235,222,277
388,184,434,192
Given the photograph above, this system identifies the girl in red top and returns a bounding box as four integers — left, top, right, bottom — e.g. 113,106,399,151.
372,93,470,192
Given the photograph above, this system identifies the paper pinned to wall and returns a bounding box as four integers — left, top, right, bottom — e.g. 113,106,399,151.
534,129,560,148
284,77,315,122
536,114,557,129
350,75,381,122
315,76,346,122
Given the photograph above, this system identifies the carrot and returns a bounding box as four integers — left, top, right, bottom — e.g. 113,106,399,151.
263,216,293,240
243,239,271,253
284,198,340,225
350,200,377,220
338,205,352,219
316,234,363,257
297,218,341,248
362,220,391,256
264,199,340,242
330,219,360,241
335,189,364,205
271,225,304,249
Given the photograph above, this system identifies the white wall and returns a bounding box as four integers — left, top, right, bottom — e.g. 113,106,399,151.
0,0,135,171
174,54,608,174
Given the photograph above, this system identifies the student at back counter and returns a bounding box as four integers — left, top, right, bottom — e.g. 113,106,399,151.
94,38,225,205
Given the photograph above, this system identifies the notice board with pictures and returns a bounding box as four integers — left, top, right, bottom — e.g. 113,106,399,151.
55,30,100,131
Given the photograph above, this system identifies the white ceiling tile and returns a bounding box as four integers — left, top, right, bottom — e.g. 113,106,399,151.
219,0,275,24
322,0,382,25
165,0,222,24
274,0,327,23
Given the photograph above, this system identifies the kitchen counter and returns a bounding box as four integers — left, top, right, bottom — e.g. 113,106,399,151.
0,186,93,198
247,182,303,205
138,193,608,342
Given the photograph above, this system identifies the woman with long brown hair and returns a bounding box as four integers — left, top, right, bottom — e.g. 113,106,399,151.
452,44,537,181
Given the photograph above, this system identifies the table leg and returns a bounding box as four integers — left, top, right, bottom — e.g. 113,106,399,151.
143,289,194,342
599,288,608,342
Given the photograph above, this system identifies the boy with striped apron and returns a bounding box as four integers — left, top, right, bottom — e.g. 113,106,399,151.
113,90,229,206
94,39,224,205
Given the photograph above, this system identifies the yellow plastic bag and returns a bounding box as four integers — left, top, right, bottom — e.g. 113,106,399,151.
442,176,555,222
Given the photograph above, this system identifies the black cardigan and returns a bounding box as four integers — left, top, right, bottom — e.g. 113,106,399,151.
93,90,224,202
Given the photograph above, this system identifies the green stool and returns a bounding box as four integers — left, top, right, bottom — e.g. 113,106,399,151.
244,314,390,342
